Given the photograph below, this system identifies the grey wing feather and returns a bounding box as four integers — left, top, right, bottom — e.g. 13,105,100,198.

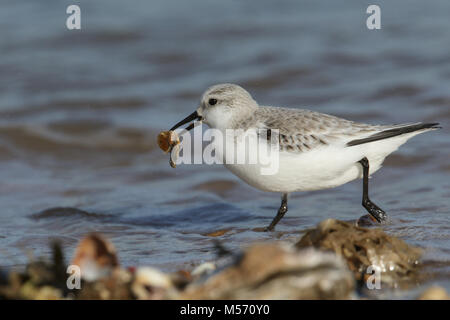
251,107,380,153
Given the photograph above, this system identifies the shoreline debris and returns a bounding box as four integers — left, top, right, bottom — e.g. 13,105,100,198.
296,219,422,287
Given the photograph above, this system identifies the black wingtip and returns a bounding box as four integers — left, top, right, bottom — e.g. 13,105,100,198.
428,122,442,129
347,122,441,147
421,122,442,130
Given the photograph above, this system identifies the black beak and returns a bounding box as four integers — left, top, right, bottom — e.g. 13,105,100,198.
170,111,202,131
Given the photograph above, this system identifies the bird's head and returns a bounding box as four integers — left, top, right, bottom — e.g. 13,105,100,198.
170,83,258,132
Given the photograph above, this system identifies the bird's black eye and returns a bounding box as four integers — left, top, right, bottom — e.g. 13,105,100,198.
208,98,217,106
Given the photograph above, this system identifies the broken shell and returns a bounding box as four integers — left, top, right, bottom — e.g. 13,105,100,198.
157,130,180,153
191,262,216,278
131,267,175,300
71,233,119,282
169,142,180,168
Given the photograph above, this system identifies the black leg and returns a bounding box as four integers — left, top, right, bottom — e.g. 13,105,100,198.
358,157,387,223
265,193,288,231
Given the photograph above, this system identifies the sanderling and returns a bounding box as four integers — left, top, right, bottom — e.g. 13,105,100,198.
169,83,440,231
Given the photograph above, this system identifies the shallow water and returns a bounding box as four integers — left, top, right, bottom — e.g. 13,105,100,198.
0,0,449,296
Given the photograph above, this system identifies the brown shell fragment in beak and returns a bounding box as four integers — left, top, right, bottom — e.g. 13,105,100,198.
157,130,180,153
169,143,180,168
157,130,181,168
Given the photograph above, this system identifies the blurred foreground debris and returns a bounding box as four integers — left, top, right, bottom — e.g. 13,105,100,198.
181,243,354,299
71,233,119,282
0,219,427,299
0,241,67,299
296,219,422,286
417,286,449,300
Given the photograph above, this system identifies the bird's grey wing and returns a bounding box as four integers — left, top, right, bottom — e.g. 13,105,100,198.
253,107,380,153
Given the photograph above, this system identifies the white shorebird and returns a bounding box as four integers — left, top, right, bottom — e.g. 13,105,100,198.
169,84,439,231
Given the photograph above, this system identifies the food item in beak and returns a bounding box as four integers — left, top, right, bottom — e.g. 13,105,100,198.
157,130,180,153
157,130,181,168
169,143,180,168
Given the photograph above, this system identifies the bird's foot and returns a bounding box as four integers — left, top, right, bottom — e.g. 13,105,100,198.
363,200,387,223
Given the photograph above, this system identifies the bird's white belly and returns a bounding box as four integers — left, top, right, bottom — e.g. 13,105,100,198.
223,144,388,193
216,129,414,193
226,151,355,193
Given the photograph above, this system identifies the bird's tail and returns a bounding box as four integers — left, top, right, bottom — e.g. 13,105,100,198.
347,122,441,147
